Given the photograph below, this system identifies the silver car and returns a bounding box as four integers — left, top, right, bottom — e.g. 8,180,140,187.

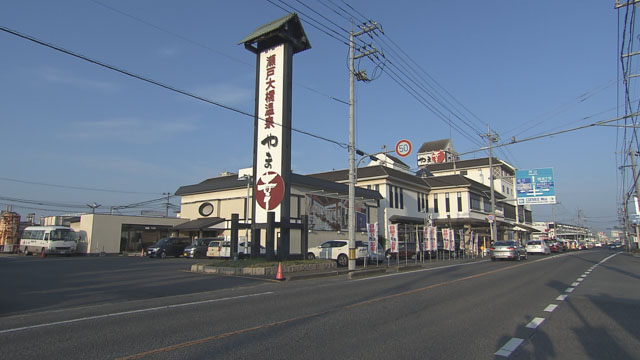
490,241,527,261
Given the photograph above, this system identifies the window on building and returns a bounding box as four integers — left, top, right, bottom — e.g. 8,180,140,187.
417,192,421,212
399,188,404,209
445,193,450,213
483,197,491,213
395,187,399,209
433,194,439,213
457,192,463,212
470,193,482,211
389,185,394,208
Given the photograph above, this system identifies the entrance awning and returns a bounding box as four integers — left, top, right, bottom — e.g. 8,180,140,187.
173,217,226,231
389,215,425,225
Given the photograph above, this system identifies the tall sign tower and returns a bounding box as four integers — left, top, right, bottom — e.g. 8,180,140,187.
240,13,310,260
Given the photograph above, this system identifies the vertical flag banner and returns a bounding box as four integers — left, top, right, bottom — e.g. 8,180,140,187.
474,232,479,253
449,229,455,251
442,228,450,251
416,227,421,254
367,223,378,255
389,224,399,253
459,230,465,250
431,226,438,251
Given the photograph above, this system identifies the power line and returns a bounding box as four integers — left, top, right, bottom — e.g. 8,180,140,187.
457,111,640,156
0,176,161,195
89,0,348,105
0,25,349,150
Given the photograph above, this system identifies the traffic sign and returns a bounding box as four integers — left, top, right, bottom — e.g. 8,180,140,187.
395,139,412,157
486,215,495,223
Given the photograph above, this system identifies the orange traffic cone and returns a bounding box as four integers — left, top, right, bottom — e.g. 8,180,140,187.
275,262,285,281
140,248,145,258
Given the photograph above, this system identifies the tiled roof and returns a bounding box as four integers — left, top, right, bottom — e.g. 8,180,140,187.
418,139,452,153
175,173,382,200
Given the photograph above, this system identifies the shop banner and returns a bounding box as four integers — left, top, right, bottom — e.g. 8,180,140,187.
367,223,378,255
442,228,450,251
389,224,399,253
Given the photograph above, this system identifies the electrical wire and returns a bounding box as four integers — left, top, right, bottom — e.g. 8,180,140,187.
0,176,161,195
0,25,349,150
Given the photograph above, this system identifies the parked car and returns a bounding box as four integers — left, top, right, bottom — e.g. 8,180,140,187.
526,240,550,255
545,240,560,253
207,239,230,258
307,240,368,266
490,241,527,261
183,238,217,259
385,241,419,260
146,237,191,258
238,241,266,258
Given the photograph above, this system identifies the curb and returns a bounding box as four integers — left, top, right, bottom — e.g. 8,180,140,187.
347,267,387,279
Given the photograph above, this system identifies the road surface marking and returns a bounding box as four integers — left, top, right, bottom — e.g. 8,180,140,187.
572,282,580,286
0,292,274,335
352,260,488,281
556,295,568,301
544,304,558,312
577,278,584,282
526,317,545,329
495,338,524,357
566,287,575,293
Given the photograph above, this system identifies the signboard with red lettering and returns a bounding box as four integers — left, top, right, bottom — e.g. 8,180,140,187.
367,223,378,255
389,224,399,253
255,44,285,223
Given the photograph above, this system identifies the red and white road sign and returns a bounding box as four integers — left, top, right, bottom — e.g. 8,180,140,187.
395,139,412,157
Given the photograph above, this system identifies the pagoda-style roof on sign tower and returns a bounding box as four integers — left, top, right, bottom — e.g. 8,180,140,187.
239,13,311,54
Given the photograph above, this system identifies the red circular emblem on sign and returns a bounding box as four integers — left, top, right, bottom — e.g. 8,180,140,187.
433,150,445,163
255,171,285,210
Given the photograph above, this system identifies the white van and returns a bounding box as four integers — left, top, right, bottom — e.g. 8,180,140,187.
20,226,78,256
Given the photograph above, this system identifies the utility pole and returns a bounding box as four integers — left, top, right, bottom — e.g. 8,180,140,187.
348,19,382,271
629,149,640,251
483,125,499,243
163,192,171,218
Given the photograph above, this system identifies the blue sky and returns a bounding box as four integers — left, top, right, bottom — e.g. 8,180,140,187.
0,1,623,231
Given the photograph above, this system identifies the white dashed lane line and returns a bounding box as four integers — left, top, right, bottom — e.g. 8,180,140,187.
525,317,545,329
495,338,524,357
494,253,619,358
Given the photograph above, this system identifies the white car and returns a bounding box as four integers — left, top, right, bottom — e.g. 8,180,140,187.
307,240,368,266
526,240,550,255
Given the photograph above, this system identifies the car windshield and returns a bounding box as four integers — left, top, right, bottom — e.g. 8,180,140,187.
155,238,169,246
49,229,75,241
495,241,517,247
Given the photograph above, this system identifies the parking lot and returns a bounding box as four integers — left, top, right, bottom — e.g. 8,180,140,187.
0,254,264,316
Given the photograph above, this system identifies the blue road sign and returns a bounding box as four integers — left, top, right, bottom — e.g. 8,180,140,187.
516,168,556,205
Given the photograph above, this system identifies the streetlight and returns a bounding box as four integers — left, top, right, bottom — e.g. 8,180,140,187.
87,202,101,214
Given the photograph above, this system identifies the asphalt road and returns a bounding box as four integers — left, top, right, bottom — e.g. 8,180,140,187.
0,250,638,359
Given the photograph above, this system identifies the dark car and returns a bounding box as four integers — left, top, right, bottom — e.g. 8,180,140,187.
147,237,191,258
183,238,216,259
